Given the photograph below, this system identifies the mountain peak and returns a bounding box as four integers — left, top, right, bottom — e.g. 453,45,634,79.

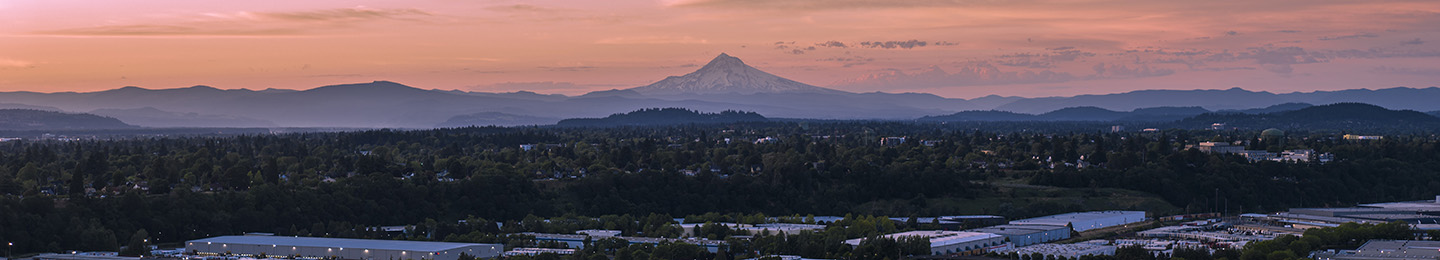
301,81,432,96
702,53,744,69
627,54,844,95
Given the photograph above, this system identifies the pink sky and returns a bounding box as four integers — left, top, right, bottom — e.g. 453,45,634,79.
1,0,1437,98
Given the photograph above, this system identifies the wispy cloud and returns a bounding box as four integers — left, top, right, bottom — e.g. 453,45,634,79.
667,0,981,10
483,4,631,23
1090,63,1174,78
994,48,1096,69
595,36,709,44
253,8,431,22
35,25,303,37
816,41,848,48
1371,66,1440,76
832,63,1078,89
32,7,433,37
538,66,597,72
1317,32,1380,41
860,40,927,49
468,81,622,94
811,40,955,49
484,4,565,13
0,58,36,69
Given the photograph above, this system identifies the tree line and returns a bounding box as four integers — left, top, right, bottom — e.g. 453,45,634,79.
2,122,1439,254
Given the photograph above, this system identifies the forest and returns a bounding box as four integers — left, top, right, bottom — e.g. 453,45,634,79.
2,122,1439,257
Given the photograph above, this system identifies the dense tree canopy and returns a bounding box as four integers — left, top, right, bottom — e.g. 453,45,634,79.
1,122,1438,255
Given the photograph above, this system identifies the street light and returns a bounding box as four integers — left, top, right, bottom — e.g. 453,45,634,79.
8,242,14,260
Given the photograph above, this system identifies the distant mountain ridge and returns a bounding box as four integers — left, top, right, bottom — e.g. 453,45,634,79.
993,87,1440,114
0,109,136,130
920,106,1219,122
0,53,1436,128
90,107,277,127
556,108,767,127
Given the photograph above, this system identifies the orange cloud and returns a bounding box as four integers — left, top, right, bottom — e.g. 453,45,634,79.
0,58,36,68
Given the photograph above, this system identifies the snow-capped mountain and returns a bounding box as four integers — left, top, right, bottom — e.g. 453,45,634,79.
628,53,844,95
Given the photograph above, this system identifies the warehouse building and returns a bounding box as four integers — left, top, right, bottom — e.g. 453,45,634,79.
969,224,1071,247
888,216,1007,230
31,253,140,260
1313,240,1440,260
185,236,502,260
995,243,1116,258
503,248,575,257
1259,196,1440,229
523,232,727,253
843,231,1005,256
1009,211,1146,232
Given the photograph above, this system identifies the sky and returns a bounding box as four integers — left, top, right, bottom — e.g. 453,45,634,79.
1,0,1438,98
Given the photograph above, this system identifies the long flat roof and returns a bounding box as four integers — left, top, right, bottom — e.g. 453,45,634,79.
187,236,497,252
971,224,1069,235
33,253,141,260
1359,201,1440,211
1010,211,1145,225
844,231,1002,247
1315,240,1440,260
1269,212,1386,225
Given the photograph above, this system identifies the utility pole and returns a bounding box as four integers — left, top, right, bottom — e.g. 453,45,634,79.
1215,188,1219,214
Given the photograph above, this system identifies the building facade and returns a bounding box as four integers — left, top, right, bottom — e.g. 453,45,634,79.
1009,211,1146,232
843,231,1005,256
185,236,502,260
970,224,1071,247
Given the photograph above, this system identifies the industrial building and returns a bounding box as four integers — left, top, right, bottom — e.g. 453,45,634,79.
969,224,1071,246
1312,240,1440,260
524,232,726,253
575,230,622,237
1009,211,1146,232
995,243,1116,258
888,216,1008,230
31,253,139,260
1252,196,1440,229
843,231,1005,256
1136,226,1277,244
943,216,1008,228
503,248,575,256
1359,196,1440,214
185,236,502,260
678,223,828,237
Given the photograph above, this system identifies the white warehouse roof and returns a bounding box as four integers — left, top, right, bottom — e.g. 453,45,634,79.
187,236,492,252
1011,211,1144,226
844,231,1002,248
971,224,1069,236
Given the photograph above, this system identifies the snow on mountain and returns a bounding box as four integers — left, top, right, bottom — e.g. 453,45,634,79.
628,53,844,95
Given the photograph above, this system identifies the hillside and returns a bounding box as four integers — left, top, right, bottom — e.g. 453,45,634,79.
0,109,137,130
917,110,1037,121
436,112,560,127
90,107,276,128
556,108,767,127
920,106,1211,122
1216,103,1314,114
1176,103,1440,130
